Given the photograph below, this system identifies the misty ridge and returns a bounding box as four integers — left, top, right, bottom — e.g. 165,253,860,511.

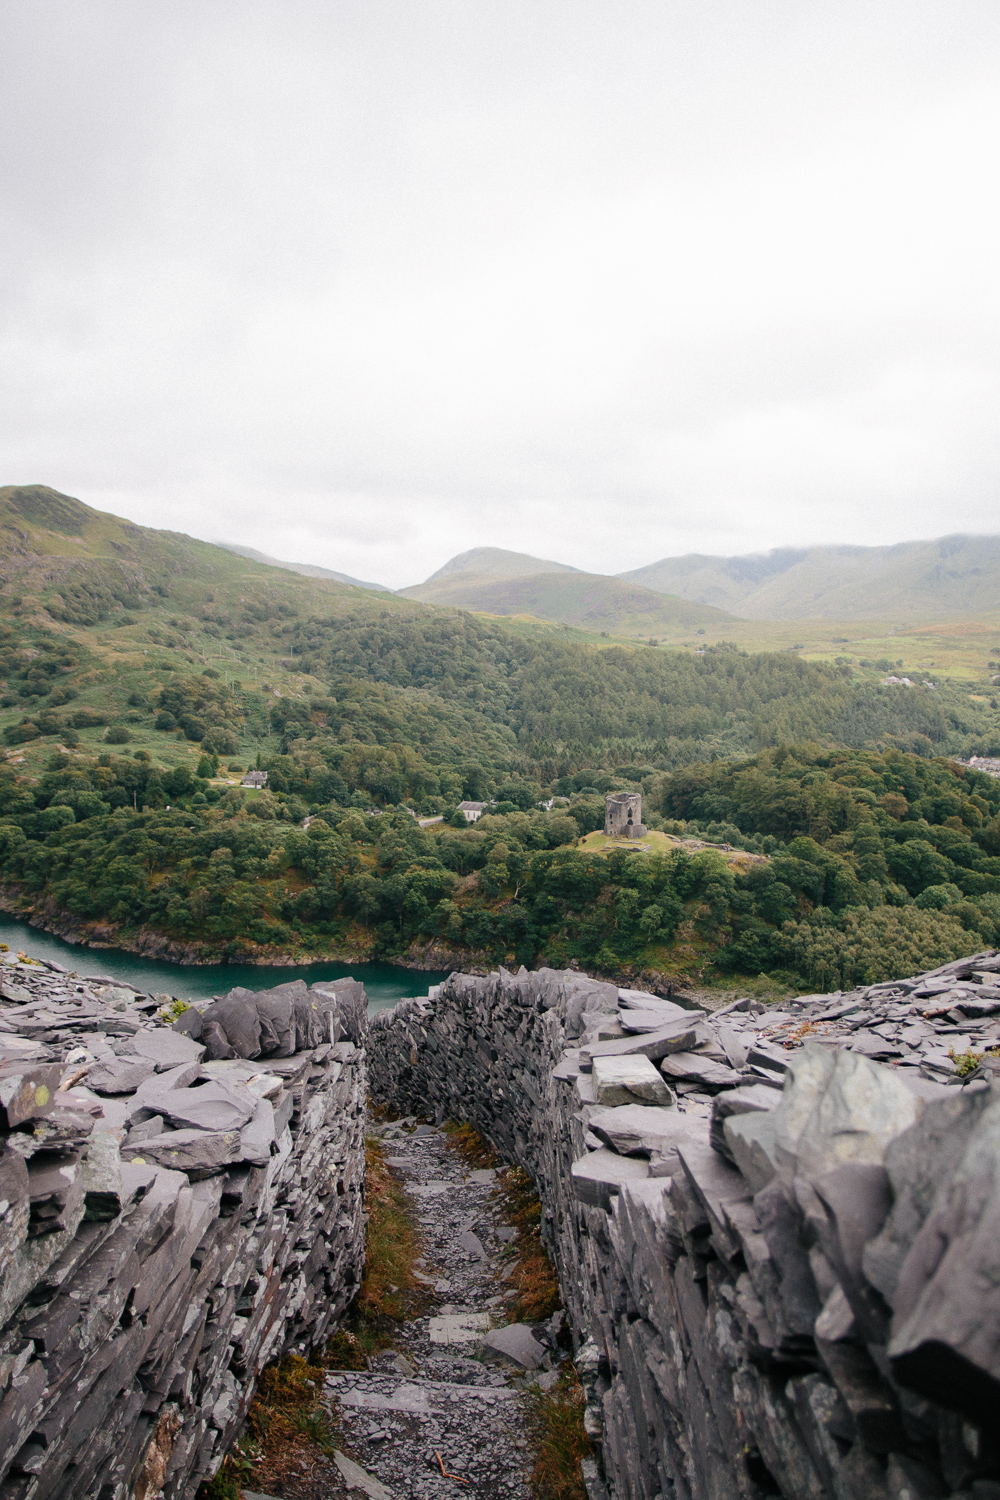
227,533,1000,624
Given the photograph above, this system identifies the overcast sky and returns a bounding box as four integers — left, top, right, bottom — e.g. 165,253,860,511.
3,3,999,588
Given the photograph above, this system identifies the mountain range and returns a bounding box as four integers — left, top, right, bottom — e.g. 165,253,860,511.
233,535,1000,626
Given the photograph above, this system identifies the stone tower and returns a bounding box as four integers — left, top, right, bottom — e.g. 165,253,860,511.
604,791,647,838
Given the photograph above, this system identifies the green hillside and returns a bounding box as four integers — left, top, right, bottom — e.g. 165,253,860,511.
399,567,731,637
621,534,1000,620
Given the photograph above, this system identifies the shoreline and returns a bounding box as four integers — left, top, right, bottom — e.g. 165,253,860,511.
0,886,696,998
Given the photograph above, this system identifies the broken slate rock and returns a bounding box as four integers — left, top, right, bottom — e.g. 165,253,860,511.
120,1127,242,1178
142,1080,257,1133
588,1103,707,1165
131,1029,206,1072
239,1098,278,1166
592,1055,672,1107
333,1450,393,1500
583,1016,699,1063
711,1085,780,1163
481,1322,547,1369
84,1057,157,1095
199,994,262,1060
659,1051,742,1090
725,1109,784,1193
571,1147,650,1210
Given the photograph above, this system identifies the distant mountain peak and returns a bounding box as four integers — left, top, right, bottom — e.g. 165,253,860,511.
216,543,390,593
423,547,582,585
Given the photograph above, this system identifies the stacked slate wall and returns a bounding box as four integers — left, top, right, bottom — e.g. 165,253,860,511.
368,962,1000,1500
0,963,368,1500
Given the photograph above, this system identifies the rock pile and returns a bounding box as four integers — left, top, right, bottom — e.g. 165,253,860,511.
0,953,367,1500
369,955,1000,1500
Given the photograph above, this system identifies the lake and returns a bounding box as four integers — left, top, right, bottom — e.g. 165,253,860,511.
0,913,447,1018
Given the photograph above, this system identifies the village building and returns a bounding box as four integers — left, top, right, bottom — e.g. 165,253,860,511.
604,790,647,838
241,770,268,788
457,800,486,823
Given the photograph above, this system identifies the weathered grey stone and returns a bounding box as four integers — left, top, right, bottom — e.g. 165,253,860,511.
795,1050,920,1182
200,993,263,1059
457,1230,487,1261
131,1028,206,1072
724,1110,782,1194
617,990,693,1018
889,1097,1000,1424
711,1083,779,1161
333,1449,393,1500
592,1055,672,1107
121,1127,243,1177
239,1098,277,1165
143,1079,257,1133
253,981,310,1055
84,1057,157,1094
571,1148,650,1209
659,1051,742,1090
863,1088,993,1306
583,1016,699,1063
0,1063,63,1128
481,1322,546,1369
26,1155,85,1235
588,1104,707,1167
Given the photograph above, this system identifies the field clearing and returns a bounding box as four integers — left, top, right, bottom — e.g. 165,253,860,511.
578,829,767,867
484,609,1000,685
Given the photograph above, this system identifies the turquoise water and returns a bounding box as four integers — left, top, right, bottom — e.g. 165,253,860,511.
0,914,446,1018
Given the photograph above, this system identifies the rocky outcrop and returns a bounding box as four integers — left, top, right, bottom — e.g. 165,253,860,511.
0,956,367,1500
369,956,1000,1500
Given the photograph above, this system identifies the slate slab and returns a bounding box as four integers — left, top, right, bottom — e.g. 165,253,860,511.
120,1128,242,1178
0,1063,63,1128
239,1098,278,1166
711,1084,780,1162
583,1016,699,1063
659,1052,741,1090
571,1148,650,1210
592,1055,672,1107
481,1323,546,1369
199,994,262,1059
143,1080,257,1133
587,1103,708,1166
427,1312,492,1344
84,1058,157,1094
131,1029,205,1072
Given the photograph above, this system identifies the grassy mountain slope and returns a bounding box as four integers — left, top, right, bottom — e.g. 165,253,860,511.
2,483,1000,793
398,568,732,636
215,541,390,591
422,546,582,583
621,534,1000,620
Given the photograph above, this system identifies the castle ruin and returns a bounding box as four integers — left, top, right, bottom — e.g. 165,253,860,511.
604,790,647,838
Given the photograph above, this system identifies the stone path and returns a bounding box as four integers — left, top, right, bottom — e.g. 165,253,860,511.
317,1119,557,1500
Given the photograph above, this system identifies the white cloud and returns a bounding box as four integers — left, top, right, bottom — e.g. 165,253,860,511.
2,1,999,586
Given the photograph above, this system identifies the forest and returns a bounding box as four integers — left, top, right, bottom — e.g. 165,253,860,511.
2,731,1000,992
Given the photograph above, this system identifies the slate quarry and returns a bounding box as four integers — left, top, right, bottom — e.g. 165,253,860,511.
369,953,1000,1500
0,955,367,1500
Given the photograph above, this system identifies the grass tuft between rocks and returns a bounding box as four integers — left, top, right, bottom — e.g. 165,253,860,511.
523,1364,590,1500
327,1132,428,1366
442,1119,562,1322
